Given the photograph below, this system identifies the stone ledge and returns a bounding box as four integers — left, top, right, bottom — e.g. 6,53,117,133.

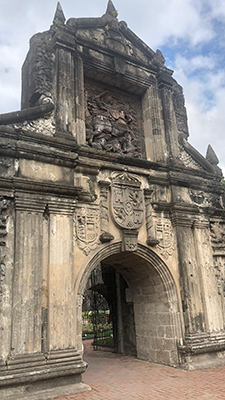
179,332,225,355
0,349,87,387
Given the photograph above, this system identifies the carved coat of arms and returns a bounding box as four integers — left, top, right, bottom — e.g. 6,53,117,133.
75,205,99,255
156,217,174,259
111,172,144,230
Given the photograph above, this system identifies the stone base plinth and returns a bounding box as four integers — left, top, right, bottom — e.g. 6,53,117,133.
0,349,87,399
179,332,225,370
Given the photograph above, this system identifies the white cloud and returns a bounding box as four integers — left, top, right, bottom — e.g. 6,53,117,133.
0,0,224,175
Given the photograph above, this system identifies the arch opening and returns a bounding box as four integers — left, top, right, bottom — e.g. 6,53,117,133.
77,243,182,366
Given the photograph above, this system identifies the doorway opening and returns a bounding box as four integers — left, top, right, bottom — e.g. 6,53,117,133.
82,263,136,355
78,243,182,366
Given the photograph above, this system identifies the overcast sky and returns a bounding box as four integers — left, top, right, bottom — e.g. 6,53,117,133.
0,0,225,174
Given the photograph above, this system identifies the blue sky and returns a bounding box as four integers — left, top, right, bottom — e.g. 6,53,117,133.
0,0,225,174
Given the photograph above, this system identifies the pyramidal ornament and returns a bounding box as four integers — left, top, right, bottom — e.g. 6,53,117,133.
206,144,219,166
53,2,66,25
106,0,118,18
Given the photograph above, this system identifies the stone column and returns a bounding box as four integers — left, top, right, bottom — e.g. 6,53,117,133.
55,43,76,135
142,85,167,163
98,180,114,243
193,219,224,332
144,188,159,246
172,209,206,334
0,196,14,362
11,196,46,355
74,54,85,144
47,198,77,351
159,85,180,162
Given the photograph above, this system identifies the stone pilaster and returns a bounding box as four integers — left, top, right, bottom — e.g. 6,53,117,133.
74,54,85,144
144,188,159,246
98,180,114,243
54,36,76,135
171,209,206,335
142,85,167,163
47,198,77,351
159,85,180,162
0,196,14,362
11,196,46,356
193,219,224,332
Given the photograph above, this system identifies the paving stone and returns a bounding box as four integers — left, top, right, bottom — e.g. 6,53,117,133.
53,340,225,400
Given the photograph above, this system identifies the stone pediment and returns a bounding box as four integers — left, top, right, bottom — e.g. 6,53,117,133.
179,135,222,177
66,5,165,72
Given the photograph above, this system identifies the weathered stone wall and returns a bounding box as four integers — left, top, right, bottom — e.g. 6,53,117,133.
0,1,225,397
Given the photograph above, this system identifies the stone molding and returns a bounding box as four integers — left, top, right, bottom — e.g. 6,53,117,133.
47,198,77,215
0,348,87,389
179,332,225,355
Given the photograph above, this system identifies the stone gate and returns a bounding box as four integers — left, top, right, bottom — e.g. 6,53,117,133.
0,1,225,397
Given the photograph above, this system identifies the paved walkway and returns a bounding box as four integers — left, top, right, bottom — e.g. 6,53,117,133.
54,340,225,400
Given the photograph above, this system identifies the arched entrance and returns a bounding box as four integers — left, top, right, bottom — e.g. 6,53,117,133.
76,242,183,366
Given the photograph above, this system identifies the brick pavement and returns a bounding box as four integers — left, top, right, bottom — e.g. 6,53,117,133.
53,340,225,400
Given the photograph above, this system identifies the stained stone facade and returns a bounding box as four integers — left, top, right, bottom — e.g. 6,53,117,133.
0,1,225,397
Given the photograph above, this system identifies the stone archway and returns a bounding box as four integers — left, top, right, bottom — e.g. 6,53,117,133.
76,242,183,366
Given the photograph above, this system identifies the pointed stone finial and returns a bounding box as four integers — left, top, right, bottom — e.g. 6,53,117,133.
53,2,66,25
106,0,118,18
206,144,219,165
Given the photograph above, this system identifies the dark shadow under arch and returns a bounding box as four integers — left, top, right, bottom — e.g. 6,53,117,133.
76,242,183,366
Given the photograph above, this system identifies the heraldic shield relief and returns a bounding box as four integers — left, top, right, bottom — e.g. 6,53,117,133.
111,172,145,230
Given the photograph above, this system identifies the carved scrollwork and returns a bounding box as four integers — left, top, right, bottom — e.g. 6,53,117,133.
0,197,11,304
0,197,10,246
13,114,55,136
213,257,225,296
210,221,225,244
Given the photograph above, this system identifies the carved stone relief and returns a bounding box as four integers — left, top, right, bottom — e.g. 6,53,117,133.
12,116,55,136
156,216,174,260
0,198,10,247
22,31,55,109
75,204,100,255
85,80,145,158
172,84,189,139
122,230,138,252
213,257,225,296
180,149,204,170
210,221,225,244
111,172,144,230
12,98,55,136
0,197,10,302
189,189,211,207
